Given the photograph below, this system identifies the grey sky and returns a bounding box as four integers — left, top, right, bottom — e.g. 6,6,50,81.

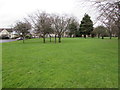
0,0,99,28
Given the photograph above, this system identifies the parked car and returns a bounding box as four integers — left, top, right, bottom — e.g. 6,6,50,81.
16,37,23,40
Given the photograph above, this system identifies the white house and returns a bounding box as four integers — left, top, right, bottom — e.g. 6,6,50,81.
0,28,18,39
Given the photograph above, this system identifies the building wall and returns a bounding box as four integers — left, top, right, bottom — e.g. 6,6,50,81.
0,29,10,37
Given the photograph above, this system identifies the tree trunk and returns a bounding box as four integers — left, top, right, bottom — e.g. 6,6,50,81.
55,35,57,43
23,39,24,43
110,36,112,39
118,31,120,39
58,35,61,43
109,33,112,39
43,35,45,43
39,35,40,38
23,36,25,43
98,34,100,38
79,35,82,37
91,34,94,38
49,35,51,42
84,34,86,38
102,36,104,39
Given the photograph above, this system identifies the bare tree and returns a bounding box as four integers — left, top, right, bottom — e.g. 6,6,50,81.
48,16,54,42
14,21,31,43
102,20,113,39
67,16,79,38
51,14,60,43
51,14,70,43
95,0,120,39
30,11,52,43
39,12,52,43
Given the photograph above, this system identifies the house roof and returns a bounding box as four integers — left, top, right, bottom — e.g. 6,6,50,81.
0,28,13,32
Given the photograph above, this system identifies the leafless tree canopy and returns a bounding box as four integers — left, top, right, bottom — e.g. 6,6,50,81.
94,0,120,39
51,14,71,42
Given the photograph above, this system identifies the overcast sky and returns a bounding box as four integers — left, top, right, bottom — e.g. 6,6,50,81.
0,0,99,28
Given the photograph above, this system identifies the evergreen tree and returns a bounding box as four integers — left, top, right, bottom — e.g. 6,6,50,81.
79,14,93,38
68,21,78,37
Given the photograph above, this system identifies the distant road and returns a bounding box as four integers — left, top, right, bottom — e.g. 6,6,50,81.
0,39,17,43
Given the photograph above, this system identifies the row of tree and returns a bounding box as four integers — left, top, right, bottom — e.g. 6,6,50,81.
13,12,94,43
13,7,119,43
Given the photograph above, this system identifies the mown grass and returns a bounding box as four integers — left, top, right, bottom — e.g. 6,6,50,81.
0,42,2,90
2,38,118,88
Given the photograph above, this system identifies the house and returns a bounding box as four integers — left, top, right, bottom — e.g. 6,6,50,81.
0,28,18,39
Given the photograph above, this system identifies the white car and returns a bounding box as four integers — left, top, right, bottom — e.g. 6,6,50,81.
16,37,23,40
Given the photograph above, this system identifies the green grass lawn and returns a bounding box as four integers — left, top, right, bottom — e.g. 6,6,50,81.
2,38,118,88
